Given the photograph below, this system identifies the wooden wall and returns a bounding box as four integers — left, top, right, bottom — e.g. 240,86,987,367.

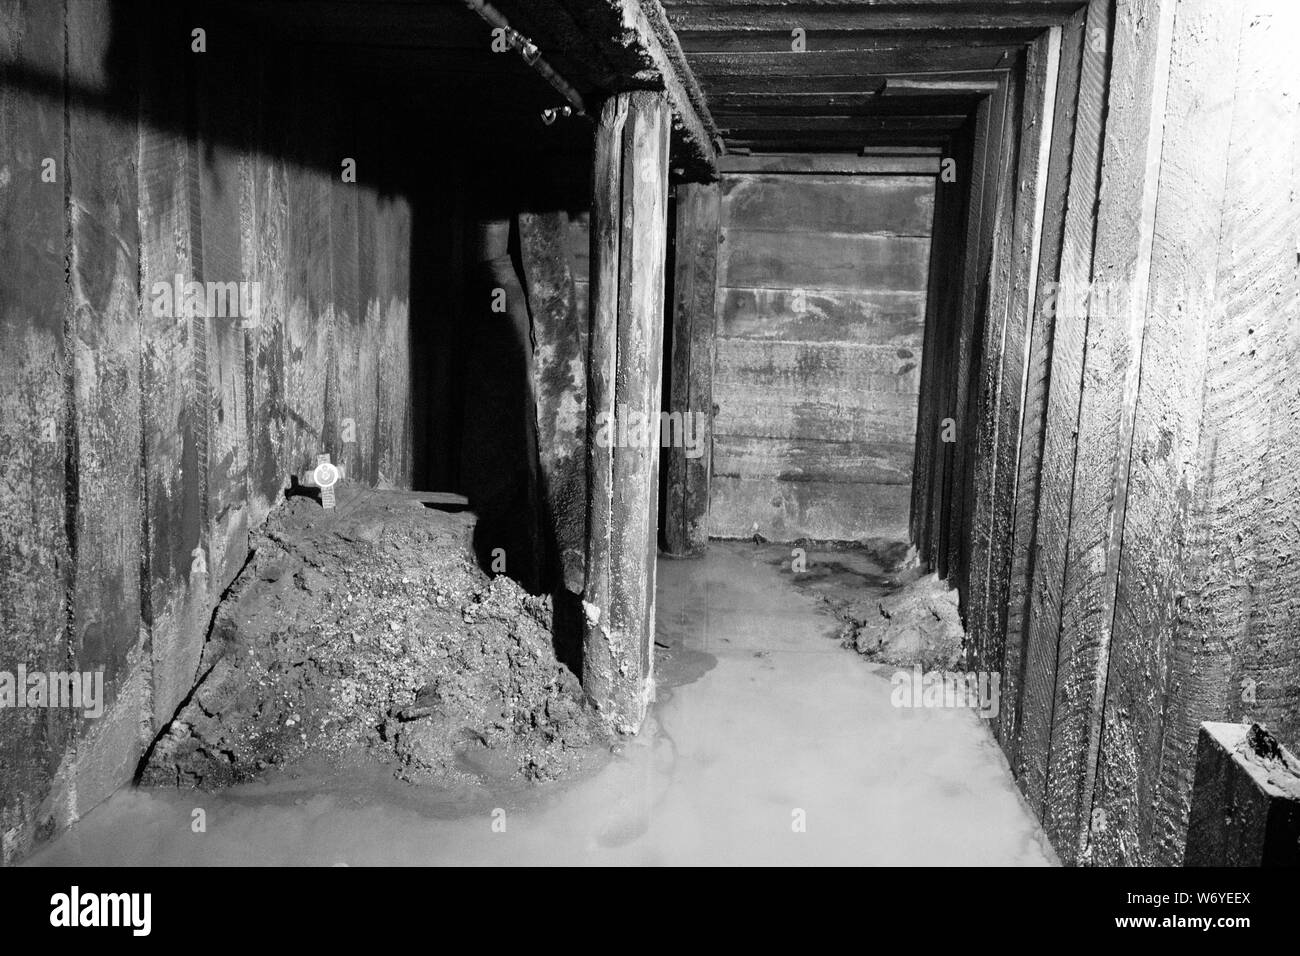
914,0,1300,865
709,170,934,542
0,0,412,864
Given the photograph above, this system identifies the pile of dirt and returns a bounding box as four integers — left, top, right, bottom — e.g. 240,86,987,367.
139,488,608,790
837,573,965,670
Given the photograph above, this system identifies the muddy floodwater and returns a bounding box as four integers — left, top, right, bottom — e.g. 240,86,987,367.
28,543,1056,866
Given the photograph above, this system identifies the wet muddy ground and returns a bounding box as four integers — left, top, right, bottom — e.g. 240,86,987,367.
29,541,1055,866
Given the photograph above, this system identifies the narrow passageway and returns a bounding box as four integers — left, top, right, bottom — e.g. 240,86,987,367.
5,0,1299,886
26,545,1051,867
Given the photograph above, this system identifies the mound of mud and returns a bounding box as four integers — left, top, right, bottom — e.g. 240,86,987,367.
838,573,964,670
140,489,607,790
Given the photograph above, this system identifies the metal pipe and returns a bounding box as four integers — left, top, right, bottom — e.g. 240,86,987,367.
462,0,587,117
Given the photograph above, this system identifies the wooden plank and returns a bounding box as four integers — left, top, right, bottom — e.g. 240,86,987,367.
664,4,1080,32
922,126,974,575
717,286,925,344
136,4,205,728
709,476,912,542
1043,0,1177,865
714,339,921,394
283,49,333,483
963,53,1028,673
721,173,934,235
714,436,913,485
944,74,1012,589
0,0,72,865
718,152,942,175
193,36,252,593
675,28,1037,54
519,209,587,591
1016,0,1111,818
688,46,1016,77
1001,9,1085,760
1088,0,1244,866
720,229,930,292
65,0,147,814
910,139,965,565
713,389,920,444
972,26,1060,742
664,181,719,556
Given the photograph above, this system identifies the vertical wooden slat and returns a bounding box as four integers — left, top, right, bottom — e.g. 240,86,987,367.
0,0,72,864
1002,8,1087,762
1044,0,1177,864
65,0,146,812
1017,0,1114,816
665,179,719,556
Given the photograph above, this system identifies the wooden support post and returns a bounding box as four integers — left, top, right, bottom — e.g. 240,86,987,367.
1185,723,1300,866
664,181,720,557
583,92,673,733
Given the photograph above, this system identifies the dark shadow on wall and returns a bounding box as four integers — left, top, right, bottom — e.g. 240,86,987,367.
0,0,596,668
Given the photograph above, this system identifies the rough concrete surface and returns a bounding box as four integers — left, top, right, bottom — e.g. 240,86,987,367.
140,488,608,791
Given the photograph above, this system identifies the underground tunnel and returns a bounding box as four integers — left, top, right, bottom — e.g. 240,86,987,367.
1,0,1299,889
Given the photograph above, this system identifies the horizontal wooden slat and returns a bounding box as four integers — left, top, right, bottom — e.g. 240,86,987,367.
713,389,920,444
688,46,1014,76
720,228,930,290
717,152,941,174
715,338,921,392
708,475,913,541
714,435,914,484
722,172,934,234
717,286,926,343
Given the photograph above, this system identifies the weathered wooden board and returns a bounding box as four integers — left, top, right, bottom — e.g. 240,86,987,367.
664,181,719,556
195,42,252,595
1016,0,1112,817
0,0,72,865
65,0,147,815
910,128,970,569
944,75,1011,591
719,153,943,175
709,477,912,542
971,26,1059,729
519,209,587,592
283,51,333,485
715,339,921,394
1044,0,1177,865
719,229,930,292
583,92,671,733
714,436,913,485
718,287,925,344
1087,0,1244,868
136,5,205,728
714,390,921,446
722,174,934,235
1001,8,1086,761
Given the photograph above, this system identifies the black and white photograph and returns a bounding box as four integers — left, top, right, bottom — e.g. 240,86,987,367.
0,0,1295,922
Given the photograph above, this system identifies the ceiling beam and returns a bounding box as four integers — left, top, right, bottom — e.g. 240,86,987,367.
555,0,722,178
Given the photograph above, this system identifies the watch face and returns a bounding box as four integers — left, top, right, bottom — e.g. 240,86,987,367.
314,462,340,488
